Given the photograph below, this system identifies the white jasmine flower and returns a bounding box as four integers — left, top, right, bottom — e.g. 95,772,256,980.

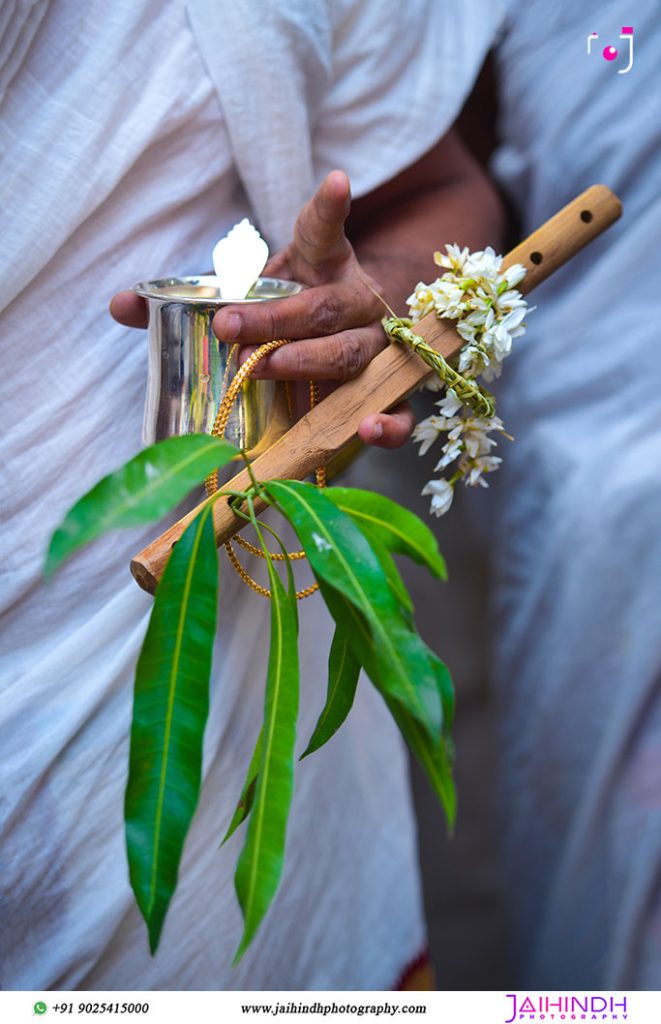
436,389,463,418
458,345,487,376
465,455,502,487
481,362,502,384
457,347,474,374
502,263,527,288
501,306,527,332
477,415,506,434
456,320,478,344
463,430,489,459
465,246,502,277
423,374,446,392
407,284,436,321
406,243,531,513
412,415,443,455
488,322,514,362
464,309,489,328
422,478,454,516
458,416,500,458
434,244,469,273
497,289,527,310
435,437,463,469
432,280,466,319
446,422,465,443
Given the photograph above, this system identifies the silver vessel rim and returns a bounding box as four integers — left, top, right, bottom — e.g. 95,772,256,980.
134,275,303,306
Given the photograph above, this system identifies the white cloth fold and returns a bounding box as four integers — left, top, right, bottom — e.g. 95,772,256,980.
188,0,502,249
0,0,482,991
407,0,661,989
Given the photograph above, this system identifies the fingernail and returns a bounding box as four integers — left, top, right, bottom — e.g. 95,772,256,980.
371,421,383,441
217,312,242,341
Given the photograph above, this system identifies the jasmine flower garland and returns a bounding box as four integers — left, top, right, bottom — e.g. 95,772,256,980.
408,245,533,515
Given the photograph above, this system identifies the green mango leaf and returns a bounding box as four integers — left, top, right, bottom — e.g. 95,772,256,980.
45,434,237,575
337,503,451,731
318,583,456,828
324,486,447,580
359,527,414,616
301,627,360,759
428,649,455,735
265,481,442,741
233,556,299,961
125,505,219,954
326,504,452,734
385,696,456,829
221,729,263,845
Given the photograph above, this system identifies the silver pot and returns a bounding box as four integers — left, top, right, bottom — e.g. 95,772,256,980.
134,275,302,450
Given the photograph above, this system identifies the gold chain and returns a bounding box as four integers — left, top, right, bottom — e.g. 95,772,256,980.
224,535,320,600
204,339,323,600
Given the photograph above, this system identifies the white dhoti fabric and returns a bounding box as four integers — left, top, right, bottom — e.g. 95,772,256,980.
486,0,661,988
0,0,489,990
411,0,661,989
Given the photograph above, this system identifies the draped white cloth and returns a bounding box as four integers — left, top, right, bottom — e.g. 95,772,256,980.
0,0,495,991
488,0,661,989
417,0,661,989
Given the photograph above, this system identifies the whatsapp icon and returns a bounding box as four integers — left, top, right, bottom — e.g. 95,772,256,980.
33,1002,47,1015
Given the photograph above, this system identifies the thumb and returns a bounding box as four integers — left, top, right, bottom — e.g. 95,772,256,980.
293,170,352,270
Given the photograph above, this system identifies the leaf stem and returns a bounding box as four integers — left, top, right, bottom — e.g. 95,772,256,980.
240,451,265,498
247,494,295,596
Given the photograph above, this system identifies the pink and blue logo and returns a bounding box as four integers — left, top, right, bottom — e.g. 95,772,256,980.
505,993,629,1022
587,26,634,73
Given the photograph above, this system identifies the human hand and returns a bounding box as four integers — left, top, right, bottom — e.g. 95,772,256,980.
212,171,413,448
109,170,414,448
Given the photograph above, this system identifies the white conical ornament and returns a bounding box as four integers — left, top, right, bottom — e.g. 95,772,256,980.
212,219,269,301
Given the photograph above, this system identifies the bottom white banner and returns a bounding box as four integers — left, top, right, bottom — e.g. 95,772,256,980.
0,989,656,1024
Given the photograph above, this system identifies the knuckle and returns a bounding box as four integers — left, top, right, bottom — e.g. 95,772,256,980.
290,344,308,376
265,305,281,341
313,295,342,336
276,342,306,377
333,333,365,379
297,222,322,254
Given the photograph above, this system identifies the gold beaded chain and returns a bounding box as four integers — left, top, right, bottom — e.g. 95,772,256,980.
204,339,324,601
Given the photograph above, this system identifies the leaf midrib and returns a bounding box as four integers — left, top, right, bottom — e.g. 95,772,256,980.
146,508,208,917
317,638,350,736
241,564,287,925
333,501,439,572
338,594,453,816
70,440,232,544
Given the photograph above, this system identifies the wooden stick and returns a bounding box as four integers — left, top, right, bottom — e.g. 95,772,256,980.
131,185,621,594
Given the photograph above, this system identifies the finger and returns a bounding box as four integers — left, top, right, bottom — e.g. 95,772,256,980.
293,169,353,271
212,279,381,344
109,291,149,328
358,403,416,449
245,323,387,381
262,246,293,279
